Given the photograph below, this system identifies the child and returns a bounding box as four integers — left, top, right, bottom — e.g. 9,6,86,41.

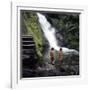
50,48,54,65
58,48,62,65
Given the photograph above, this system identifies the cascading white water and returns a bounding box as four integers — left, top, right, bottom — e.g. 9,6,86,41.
37,13,78,54
37,13,60,51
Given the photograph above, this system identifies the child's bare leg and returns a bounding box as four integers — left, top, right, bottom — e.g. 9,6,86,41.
51,57,54,64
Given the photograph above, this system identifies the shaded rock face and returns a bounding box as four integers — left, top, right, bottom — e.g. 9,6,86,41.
56,54,79,75
55,32,64,47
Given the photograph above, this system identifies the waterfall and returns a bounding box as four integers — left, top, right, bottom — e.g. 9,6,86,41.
37,13,78,55
37,13,60,51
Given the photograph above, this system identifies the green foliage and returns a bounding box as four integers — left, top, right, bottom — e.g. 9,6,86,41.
21,11,43,63
47,13,79,50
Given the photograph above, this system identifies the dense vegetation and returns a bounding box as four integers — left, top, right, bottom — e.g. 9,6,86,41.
21,10,43,64
46,13,79,50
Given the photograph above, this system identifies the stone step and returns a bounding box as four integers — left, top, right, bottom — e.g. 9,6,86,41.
22,55,30,59
22,41,35,45
22,35,32,37
22,49,35,54
22,54,34,59
22,44,35,49
23,50,35,54
22,37,33,41
22,49,35,51
21,35,35,63
22,44,35,46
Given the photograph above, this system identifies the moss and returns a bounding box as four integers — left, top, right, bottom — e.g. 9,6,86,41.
21,11,43,63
